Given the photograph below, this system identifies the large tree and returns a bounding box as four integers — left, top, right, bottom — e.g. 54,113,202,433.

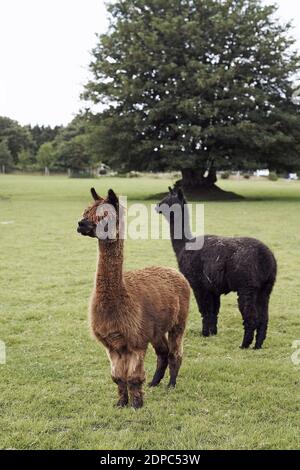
83,0,300,194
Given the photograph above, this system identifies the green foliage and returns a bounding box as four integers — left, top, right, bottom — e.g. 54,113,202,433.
0,175,300,449
17,149,35,170
268,171,278,181
52,116,96,172
83,0,300,179
0,116,33,163
0,139,14,171
55,134,92,172
27,124,62,154
36,142,57,169
54,115,86,145
221,171,230,179
0,115,94,173
17,148,35,170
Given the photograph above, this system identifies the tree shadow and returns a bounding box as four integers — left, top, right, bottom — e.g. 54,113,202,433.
144,185,300,203
144,186,244,202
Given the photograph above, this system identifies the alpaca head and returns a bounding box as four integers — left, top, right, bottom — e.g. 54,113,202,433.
156,186,186,217
77,188,121,242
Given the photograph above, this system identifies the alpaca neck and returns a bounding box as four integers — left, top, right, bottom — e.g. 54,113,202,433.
169,206,193,258
96,239,125,297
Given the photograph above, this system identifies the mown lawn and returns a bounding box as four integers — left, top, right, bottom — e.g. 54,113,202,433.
0,174,300,450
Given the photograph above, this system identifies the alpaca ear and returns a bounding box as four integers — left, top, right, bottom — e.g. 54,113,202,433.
91,187,101,201
107,189,119,208
177,188,184,200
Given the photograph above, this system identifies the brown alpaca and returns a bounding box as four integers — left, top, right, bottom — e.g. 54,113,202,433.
77,188,190,408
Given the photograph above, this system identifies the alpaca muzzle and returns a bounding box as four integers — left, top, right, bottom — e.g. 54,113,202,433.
77,219,96,237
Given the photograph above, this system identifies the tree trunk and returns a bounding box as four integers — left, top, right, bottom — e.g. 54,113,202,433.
176,167,217,191
175,167,243,201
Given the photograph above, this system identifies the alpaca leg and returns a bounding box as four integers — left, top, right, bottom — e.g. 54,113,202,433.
109,351,128,407
167,324,185,388
238,289,259,349
112,377,129,408
127,351,146,409
194,290,216,337
254,291,270,349
209,295,221,336
202,316,210,337
149,336,169,387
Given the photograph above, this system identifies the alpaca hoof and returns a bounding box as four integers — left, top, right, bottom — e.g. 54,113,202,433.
167,381,176,389
131,397,143,409
148,380,160,388
253,345,262,350
116,398,128,408
202,330,210,337
210,330,218,336
240,344,250,349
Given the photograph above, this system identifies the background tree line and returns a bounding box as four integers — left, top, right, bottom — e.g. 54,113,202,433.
0,115,100,174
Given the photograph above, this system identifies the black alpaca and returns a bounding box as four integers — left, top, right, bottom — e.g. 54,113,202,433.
156,187,277,349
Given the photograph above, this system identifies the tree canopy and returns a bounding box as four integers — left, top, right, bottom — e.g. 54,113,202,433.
83,0,300,190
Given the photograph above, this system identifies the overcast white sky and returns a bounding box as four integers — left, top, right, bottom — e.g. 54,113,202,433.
0,0,299,127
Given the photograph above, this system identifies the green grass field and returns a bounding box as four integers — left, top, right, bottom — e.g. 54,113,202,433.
0,174,300,450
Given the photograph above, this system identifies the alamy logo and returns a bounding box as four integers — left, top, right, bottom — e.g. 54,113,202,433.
95,197,205,250
0,340,6,365
291,340,300,366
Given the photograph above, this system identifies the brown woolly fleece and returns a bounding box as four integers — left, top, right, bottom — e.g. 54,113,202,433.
77,188,190,409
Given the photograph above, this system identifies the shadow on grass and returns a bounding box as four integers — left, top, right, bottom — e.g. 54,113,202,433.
144,190,300,203
144,188,244,202
240,193,300,203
